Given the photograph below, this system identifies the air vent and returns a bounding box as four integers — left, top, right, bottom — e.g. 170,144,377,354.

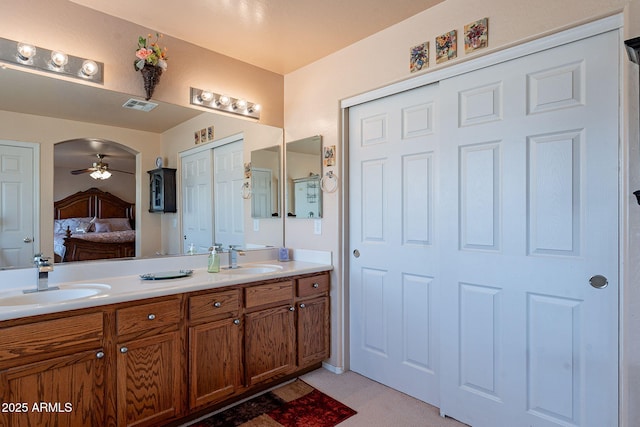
122,98,158,112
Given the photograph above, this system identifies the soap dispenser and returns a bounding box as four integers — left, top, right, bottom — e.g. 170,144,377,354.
207,246,220,273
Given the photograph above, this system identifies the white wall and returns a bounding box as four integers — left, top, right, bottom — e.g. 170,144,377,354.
283,1,640,424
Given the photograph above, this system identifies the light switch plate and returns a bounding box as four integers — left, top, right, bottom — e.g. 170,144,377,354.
253,219,260,231
314,219,322,235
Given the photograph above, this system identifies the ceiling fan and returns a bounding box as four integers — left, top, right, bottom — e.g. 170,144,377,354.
70,154,134,180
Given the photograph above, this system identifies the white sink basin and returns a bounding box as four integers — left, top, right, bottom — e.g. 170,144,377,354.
0,284,110,307
223,264,283,275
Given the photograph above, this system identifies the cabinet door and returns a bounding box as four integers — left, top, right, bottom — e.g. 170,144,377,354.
297,296,330,367
189,318,242,409
0,349,105,427
244,305,296,387
116,331,182,427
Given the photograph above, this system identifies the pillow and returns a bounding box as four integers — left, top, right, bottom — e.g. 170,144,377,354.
94,221,112,233
54,217,94,234
98,218,133,231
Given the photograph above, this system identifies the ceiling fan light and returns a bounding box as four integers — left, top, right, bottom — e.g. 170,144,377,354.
90,170,101,179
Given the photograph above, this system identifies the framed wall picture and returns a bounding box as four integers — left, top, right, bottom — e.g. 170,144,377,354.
464,18,489,53
410,42,429,73
436,30,457,64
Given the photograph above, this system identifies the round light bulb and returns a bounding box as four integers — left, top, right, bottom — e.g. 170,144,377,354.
200,91,214,102
81,59,98,77
217,95,231,107
50,51,68,68
16,42,36,61
234,98,247,110
250,103,261,113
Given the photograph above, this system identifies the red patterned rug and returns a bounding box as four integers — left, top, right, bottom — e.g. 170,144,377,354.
189,379,357,427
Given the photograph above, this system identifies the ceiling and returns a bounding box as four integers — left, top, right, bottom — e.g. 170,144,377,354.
70,0,444,75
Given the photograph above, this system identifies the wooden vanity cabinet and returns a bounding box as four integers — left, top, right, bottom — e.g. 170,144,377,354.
244,280,297,387
187,288,242,410
295,273,331,367
0,312,106,427
114,297,184,427
0,269,331,427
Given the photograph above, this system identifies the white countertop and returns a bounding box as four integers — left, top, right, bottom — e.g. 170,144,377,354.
0,249,332,321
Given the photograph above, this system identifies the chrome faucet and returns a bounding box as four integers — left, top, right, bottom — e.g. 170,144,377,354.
228,246,245,269
25,254,58,294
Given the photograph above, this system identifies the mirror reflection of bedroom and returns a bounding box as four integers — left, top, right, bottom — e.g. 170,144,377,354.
53,138,136,263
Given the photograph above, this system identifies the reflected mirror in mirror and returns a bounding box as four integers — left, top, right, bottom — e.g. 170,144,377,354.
251,145,281,218
285,135,322,219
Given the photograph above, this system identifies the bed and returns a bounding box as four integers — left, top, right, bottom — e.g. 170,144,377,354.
53,188,136,262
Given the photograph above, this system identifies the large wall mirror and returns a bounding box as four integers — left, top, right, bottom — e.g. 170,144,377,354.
285,135,322,219
0,66,284,268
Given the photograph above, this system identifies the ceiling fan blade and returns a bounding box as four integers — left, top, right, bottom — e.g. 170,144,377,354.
70,168,96,175
109,169,135,175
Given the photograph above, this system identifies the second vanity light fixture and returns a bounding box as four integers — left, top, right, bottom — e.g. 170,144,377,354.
190,87,261,120
0,37,104,84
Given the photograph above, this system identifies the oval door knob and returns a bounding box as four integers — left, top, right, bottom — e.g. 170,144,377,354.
589,275,608,289
23,237,33,243
353,249,360,258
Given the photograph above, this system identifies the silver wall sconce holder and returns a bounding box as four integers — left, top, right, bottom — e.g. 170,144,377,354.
0,36,104,84
190,87,261,120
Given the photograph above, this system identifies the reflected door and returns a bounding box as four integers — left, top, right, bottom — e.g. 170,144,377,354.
214,139,244,248
181,149,212,253
0,142,35,268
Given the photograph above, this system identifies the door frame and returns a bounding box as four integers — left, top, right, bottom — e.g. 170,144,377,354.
339,12,624,417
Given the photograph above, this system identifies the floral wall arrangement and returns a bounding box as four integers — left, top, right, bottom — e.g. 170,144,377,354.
134,33,168,100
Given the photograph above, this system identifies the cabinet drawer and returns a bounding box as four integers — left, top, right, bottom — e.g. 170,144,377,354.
0,312,103,363
245,281,293,310
297,273,329,298
116,298,181,335
189,289,240,323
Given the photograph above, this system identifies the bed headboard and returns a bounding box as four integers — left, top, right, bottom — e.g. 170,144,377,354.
54,188,135,222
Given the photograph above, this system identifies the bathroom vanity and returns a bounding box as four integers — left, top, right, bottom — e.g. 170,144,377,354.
0,258,331,427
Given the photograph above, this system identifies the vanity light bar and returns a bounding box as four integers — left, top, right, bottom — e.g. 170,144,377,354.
190,87,261,120
0,36,104,84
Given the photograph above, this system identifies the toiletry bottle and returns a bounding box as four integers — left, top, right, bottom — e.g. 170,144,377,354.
207,246,220,273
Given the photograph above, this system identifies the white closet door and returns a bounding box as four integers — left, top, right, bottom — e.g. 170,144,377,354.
349,29,619,427
349,83,441,405
213,139,245,248
438,30,619,427
181,149,213,253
